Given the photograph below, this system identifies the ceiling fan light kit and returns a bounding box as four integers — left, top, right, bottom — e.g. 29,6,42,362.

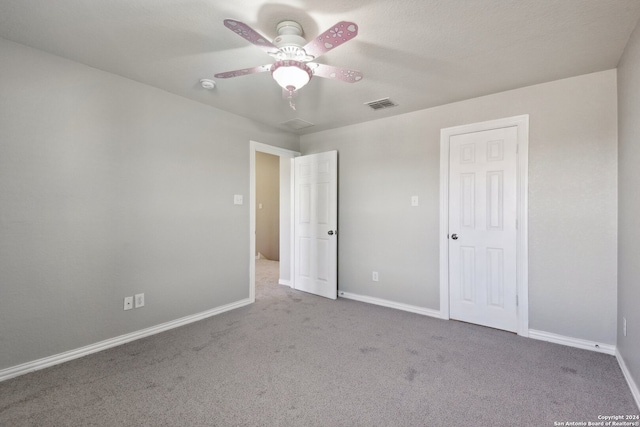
214,18,362,107
271,60,312,92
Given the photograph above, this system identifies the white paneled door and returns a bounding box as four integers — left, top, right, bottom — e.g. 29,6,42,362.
448,127,518,332
294,151,338,300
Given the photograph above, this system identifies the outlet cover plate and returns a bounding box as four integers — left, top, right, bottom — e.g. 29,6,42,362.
135,293,145,308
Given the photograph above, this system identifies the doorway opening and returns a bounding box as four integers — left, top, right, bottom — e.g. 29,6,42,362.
249,141,300,302
255,151,281,299
255,151,280,262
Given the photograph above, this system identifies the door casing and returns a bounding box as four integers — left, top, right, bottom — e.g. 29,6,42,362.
439,115,529,336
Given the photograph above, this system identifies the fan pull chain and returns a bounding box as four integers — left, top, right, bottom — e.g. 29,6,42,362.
286,88,297,110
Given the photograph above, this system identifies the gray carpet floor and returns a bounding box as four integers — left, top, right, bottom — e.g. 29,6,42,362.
0,259,637,426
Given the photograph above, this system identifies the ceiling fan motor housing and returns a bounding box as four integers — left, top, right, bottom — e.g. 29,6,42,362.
273,20,310,61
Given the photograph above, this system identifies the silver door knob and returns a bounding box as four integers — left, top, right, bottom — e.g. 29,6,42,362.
451,233,458,240
328,230,334,235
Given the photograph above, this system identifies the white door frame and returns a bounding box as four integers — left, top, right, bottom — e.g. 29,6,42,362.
249,141,300,303
439,115,529,337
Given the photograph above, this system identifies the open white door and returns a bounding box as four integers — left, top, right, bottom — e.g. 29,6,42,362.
293,151,338,299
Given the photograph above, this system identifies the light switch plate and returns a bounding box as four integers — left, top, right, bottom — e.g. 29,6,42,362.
411,196,419,207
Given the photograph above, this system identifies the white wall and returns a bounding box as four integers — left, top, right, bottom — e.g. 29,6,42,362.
0,38,298,371
301,70,618,345
617,18,640,400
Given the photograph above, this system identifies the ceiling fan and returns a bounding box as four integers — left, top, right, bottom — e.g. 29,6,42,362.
214,19,363,108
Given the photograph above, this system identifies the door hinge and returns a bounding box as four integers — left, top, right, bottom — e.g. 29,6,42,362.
516,295,519,306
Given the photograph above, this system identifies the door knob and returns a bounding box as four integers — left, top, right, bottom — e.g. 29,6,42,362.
328,230,334,235
451,233,458,240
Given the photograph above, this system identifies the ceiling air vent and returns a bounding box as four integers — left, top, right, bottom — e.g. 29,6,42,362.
364,97,398,111
280,118,315,131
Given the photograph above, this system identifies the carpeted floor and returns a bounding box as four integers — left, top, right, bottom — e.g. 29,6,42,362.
0,259,637,426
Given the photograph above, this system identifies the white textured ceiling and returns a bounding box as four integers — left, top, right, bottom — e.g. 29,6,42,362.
1,0,639,134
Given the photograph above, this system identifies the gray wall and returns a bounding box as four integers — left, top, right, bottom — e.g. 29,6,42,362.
0,30,629,382
255,152,279,261
618,19,640,398
0,38,298,370
301,70,618,345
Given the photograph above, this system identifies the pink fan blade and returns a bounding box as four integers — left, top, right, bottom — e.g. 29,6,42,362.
303,21,358,59
310,63,363,83
214,64,272,79
224,19,278,54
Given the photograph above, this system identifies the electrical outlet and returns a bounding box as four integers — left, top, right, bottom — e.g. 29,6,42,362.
372,271,379,282
135,293,145,308
233,194,243,205
124,296,133,311
623,317,627,337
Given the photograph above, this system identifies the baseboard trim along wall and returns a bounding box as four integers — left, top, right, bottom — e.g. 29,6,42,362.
0,298,252,383
338,291,441,319
339,295,637,408
338,293,619,357
528,329,616,355
278,279,292,287
3,293,636,407
616,349,640,410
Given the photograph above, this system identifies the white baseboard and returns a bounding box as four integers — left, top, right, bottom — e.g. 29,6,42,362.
529,329,616,355
0,298,252,383
616,348,640,410
3,295,636,411
338,291,441,319
278,279,292,287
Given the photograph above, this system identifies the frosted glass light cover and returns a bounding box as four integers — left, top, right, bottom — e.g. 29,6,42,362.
271,60,312,91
